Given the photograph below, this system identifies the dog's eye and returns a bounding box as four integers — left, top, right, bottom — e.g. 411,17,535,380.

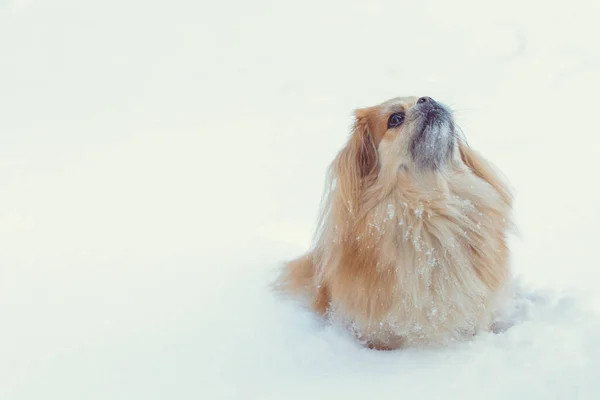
387,113,405,129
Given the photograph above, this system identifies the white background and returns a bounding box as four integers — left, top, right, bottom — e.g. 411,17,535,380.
1,0,600,398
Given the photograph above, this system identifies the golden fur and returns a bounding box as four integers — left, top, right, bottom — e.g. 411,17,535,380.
276,96,513,349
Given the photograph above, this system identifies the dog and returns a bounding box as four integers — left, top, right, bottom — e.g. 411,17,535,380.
276,96,513,349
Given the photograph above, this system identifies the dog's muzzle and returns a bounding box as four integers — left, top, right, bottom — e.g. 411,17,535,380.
409,97,455,170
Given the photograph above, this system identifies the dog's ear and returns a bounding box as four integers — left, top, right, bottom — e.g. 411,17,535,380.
333,110,379,216
458,140,512,205
353,109,379,179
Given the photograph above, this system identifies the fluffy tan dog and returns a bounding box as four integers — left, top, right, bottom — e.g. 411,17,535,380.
277,96,513,350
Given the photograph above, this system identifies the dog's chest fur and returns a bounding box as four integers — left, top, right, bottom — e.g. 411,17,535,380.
330,173,509,347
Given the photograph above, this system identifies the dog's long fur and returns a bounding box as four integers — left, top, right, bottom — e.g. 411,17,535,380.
277,97,513,349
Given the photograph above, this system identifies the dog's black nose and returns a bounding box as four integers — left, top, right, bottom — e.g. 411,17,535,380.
417,96,433,104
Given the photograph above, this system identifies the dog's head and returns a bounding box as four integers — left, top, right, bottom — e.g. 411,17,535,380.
346,96,456,177
332,97,457,213
329,96,510,220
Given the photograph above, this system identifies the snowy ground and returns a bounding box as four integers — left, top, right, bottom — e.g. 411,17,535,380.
2,0,600,398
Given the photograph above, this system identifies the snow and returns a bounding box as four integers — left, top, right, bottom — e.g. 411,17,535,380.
2,0,600,398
